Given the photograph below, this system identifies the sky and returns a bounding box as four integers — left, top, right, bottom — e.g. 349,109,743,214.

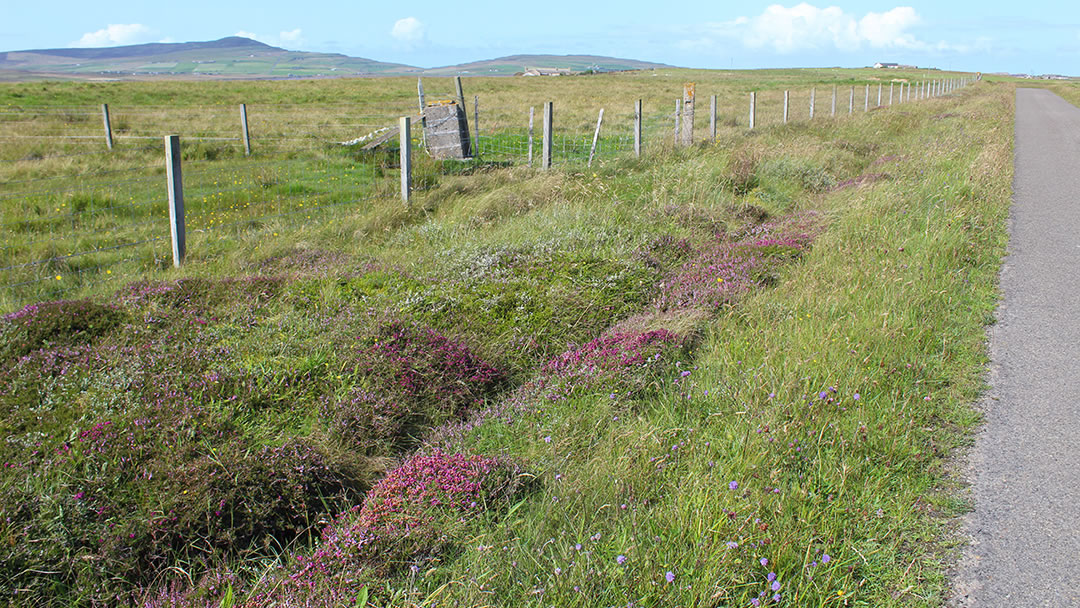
3,1,1079,75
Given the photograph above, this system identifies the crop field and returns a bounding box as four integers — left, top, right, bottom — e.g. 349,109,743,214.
0,68,1026,607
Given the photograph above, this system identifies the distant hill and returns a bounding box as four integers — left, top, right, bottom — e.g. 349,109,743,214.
0,38,670,81
0,37,419,79
422,54,671,76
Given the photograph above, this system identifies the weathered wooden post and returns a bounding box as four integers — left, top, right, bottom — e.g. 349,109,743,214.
810,87,815,119
473,95,480,156
528,106,534,167
783,90,789,124
417,78,427,148
164,135,185,267
102,104,114,150
749,92,756,130
587,108,604,167
399,117,411,204
849,86,854,114
455,76,466,116
877,83,882,107
542,101,553,170
634,99,643,157
709,95,717,142
889,83,894,105
674,99,681,146
239,104,251,155
680,82,695,146
865,84,870,111
831,85,837,117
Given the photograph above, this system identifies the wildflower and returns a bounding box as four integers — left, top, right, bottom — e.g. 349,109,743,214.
616,555,627,565
544,436,551,443
729,481,738,490
680,370,692,377
767,572,776,582
771,581,781,592
853,393,861,400
665,571,675,583
750,599,760,607
555,567,562,575
819,391,828,399
760,558,768,567
772,593,781,602
822,553,831,563
726,541,739,549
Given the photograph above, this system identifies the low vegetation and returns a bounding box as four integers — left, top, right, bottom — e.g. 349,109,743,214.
0,72,1014,607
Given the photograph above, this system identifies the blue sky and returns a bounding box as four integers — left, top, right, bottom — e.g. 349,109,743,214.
3,1,1078,75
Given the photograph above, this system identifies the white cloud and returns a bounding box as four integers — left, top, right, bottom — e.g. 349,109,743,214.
73,24,156,47
234,30,261,41
686,4,941,54
391,17,426,46
279,29,303,44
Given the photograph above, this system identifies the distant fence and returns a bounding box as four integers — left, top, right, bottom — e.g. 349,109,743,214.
0,76,973,311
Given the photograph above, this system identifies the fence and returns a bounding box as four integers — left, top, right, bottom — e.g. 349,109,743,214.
0,76,973,311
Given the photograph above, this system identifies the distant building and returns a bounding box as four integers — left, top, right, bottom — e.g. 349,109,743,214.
874,62,900,69
522,67,572,76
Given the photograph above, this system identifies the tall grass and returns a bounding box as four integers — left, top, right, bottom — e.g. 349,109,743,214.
0,72,1009,607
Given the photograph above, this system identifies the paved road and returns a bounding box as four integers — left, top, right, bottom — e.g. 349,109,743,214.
951,88,1080,606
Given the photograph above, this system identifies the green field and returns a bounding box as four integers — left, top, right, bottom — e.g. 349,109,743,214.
0,68,1037,607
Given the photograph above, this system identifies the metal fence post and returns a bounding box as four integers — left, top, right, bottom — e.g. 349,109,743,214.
240,103,251,155
588,108,604,167
542,101,552,170
635,99,643,157
709,94,716,142
528,106,535,167
399,116,411,204
164,135,185,267
102,104,114,150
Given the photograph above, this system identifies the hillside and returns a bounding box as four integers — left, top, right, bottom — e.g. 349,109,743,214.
0,36,419,79
0,38,669,80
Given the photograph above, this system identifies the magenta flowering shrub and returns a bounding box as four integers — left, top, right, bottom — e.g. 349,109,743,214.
322,321,506,453
0,299,124,364
251,452,530,606
534,329,686,402
654,214,821,312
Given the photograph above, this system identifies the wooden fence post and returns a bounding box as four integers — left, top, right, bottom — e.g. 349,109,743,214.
783,90,789,124
239,104,251,155
710,95,717,142
849,86,854,114
455,77,466,116
417,78,427,148
865,84,870,111
473,95,480,157
674,99,681,146
810,87,816,119
635,99,643,157
164,135,185,267
528,106,534,167
542,101,553,170
399,117,411,204
102,104,114,150
877,83,882,107
749,92,756,130
831,85,837,117
680,83,695,146
588,108,604,167
889,83,894,106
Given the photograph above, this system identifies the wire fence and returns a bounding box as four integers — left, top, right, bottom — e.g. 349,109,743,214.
0,77,973,312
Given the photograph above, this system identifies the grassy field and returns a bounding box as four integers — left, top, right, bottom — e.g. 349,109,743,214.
0,69,1013,607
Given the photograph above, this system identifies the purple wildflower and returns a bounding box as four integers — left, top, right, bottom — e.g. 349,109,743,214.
760,558,768,567
665,571,675,583
822,553,831,563
616,555,626,565
771,581,781,592
729,481,738,490
767,572,776,582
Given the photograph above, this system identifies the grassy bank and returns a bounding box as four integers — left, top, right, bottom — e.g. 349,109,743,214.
0,76,1011,607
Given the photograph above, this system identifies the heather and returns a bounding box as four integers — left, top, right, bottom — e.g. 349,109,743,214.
0,76,1013,607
